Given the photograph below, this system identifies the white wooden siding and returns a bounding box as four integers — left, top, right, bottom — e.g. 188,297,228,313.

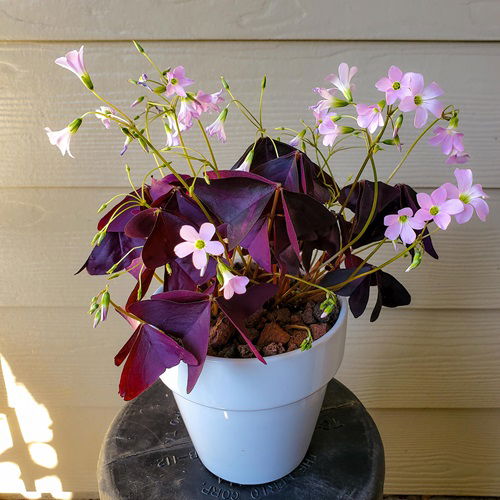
0,2,498,497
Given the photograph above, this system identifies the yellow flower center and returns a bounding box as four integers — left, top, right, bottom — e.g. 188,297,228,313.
430,206,439,216
195,239,205,249
414,95,423,106
459,193,471,204
392,81,401,90
398,215,408,223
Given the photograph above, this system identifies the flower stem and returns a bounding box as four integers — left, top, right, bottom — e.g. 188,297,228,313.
386,117,440,182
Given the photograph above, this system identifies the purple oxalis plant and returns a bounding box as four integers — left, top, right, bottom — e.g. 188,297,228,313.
47,45,489,400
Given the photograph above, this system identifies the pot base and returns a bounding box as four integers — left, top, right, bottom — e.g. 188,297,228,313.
172,385,328,485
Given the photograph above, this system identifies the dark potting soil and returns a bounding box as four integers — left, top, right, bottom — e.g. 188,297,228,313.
208,296,340,359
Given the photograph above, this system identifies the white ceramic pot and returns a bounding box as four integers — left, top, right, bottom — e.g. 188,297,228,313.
160,297,348,485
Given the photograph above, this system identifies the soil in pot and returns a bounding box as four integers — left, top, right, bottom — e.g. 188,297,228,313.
208,296,341,358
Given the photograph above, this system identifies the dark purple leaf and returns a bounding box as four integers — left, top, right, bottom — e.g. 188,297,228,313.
273,218,301,276
76,232,143,276
369,270,411,322
164,255,217,291
195,173,276,248
150,177,174,201
129,291,211,392
232,137,293,169
125,266,154,309
98,193,148,233
216,283,278,363
240,217,271,273
282,190,340,255
115,323,198,401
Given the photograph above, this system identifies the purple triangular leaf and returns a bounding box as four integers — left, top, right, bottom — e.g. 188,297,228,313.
116,323,198,401
216,283,278,363
195,173,276,248
128,292,211,392
240,217,272,272
77,232,143,276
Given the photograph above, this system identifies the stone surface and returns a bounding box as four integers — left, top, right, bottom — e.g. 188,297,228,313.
98,379,385,499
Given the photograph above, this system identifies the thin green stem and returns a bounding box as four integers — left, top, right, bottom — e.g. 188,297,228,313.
386,117,440,182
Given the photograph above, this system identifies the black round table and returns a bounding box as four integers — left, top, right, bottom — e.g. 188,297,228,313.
98,379,384,499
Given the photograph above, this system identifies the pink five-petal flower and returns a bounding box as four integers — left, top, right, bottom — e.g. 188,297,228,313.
428,125,465,156
356,103,385,134
375,66,412,105
310,87,341,112
45,126,74,158
443,168,489,224
196,89,224,113
383,207,425,245
310,105,329,127
165,66,194,98
317,114,340,146
220,269,250,300
325,62,357,101
446,149,470,164
55,46,93,89
174,223,224,276
415,186,464,230
205,108,228,143
398,73,444,128
178,97,202,129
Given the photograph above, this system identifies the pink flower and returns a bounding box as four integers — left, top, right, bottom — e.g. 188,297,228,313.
318,114,340,146
311,87,344,112
428,125,466,156
356,103,384,133
45,126,74,158
375,66,412,105
236,150,254,172
415,186,463,230
96,106,112,129
325,62,357,101
443,168,489,223
383,207,425,245
206,108,228,143
220,269,249,300
311,105,329,126
174,223,224,275
289,129,306,147
178,97,202,128
398,73,444,128
55,46,93,89
164,113,181,147
446,149,470,164
165,66,194,97
196,89,224,113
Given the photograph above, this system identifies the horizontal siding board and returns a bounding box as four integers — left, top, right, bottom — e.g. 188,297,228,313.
0,307,499,409
1,42,499,187
0,187,497,309
372,408,500,496
1,1,500,41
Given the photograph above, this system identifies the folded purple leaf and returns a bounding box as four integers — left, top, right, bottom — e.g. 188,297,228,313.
76,232,143,276
115,323,198,401
240,217,272,273
129,291,211,392
216,283,278,363
195,173,276,248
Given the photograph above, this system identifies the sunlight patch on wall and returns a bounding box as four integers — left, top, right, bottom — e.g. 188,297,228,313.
0,355,73,499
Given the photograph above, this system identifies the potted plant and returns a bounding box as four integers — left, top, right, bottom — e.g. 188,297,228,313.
46,44,489,485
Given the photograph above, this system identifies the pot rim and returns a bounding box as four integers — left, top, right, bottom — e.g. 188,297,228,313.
204,296,347,366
